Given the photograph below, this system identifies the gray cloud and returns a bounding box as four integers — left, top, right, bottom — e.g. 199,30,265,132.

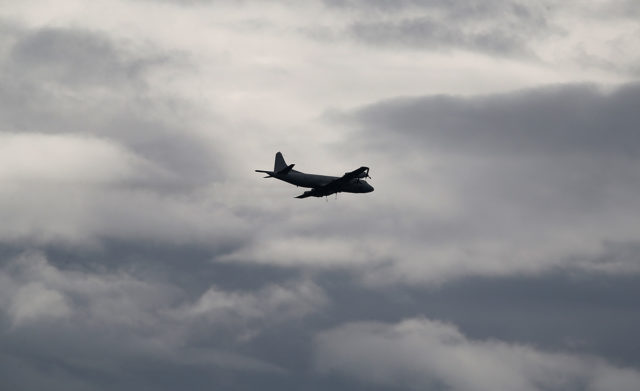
313,270,640,367
319,0,640,76
0,24,216,189
592,0,640,20
323,0,537,14
348,17,533,56
0,24,235,247
342,83,640,157
1,2,639,390
8,28,165,87
315,317,640,391
0,251,326,388
321,0,554,57
219,82,640,286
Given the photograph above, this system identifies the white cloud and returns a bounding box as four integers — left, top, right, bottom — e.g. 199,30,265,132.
0,132,159,185
171,279,328,330
8,282,71,326
315,317,640,391
220,236,382,268
0,132,248,246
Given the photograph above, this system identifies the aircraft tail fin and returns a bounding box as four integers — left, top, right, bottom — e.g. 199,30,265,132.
256,152,294,178
274,152,287,172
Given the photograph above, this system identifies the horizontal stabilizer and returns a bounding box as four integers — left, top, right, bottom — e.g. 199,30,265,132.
255,169,274,178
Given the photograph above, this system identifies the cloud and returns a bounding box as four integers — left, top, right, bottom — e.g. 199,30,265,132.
8,27,166,87
215,82,640,289
0,251,326,333
0,24,217,188
348,17,534,57
318,1,640,76
8,282,71,326
0,250,327,386
0,24,239,247
220,235,382,268
0,132,161,185
305,82,640,285
315,317,640,391
171,279,328,334
344,83,640,156
321,0,554,58
0,132,247,246
1,2,639,390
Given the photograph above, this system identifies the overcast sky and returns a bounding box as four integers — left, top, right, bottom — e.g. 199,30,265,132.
1,1,640,390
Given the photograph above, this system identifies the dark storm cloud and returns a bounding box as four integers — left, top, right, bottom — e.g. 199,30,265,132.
314,317,640,390
0,251,328,390
587,241,640,274
343,83,640,157
5,245,639,391
312,270,640,368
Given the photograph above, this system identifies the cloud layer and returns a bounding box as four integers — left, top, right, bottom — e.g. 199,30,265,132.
1,1,639,390
315,318,640,391
0,251,325,388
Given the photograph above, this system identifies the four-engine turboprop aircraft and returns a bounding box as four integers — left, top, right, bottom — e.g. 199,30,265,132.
255,152,374,199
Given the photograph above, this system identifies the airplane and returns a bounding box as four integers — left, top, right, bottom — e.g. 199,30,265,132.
255,152,374,199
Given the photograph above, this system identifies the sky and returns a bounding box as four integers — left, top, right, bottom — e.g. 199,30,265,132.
1,1,639,390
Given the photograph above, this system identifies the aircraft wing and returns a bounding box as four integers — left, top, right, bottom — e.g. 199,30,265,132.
295,166,369,198
325,166,369,190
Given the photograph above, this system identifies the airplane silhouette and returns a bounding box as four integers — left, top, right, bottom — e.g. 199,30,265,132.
256,152,374,199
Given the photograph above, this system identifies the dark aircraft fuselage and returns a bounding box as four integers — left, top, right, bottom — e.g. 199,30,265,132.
271,170,374,193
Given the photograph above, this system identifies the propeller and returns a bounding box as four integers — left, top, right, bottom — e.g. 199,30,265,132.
355,168,371,183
